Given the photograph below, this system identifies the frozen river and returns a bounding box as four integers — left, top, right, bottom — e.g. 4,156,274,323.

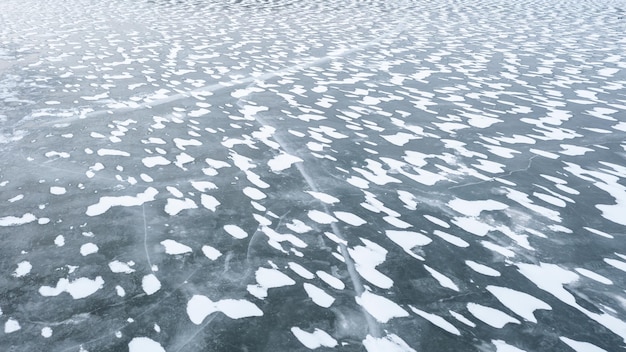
1,0,626,350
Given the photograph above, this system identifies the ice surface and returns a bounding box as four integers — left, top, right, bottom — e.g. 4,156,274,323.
1,0,625,350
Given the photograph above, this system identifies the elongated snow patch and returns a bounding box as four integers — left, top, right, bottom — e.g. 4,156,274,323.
86,187,158,216
187,295,263,324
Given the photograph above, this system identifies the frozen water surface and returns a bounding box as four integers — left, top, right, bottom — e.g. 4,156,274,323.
1,0,626,350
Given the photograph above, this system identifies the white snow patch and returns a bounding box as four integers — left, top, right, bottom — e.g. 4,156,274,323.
424,265,459,291
574,268,613,285
349,239,393,289
164,198,197,216
4,318,20,333
201,245,222,260
0,213,37,226
409,306,460,335
492,340,528,352
385,230,432,260
307,210,337,224
243,187,266,200
268,153,303,172
50,186,67,195
200,194,220,211
291,327,337,349
423,214,450,228
108,261,135,274
356,291,409,323
224,225,248,239
160,239,192,255
467,303,520,328
190,181,217,192
306,191,339,204
465,261,500,276
142,156,171,167
303,283,335,308
39,276,104,299
433,230,469,247
142,274,161,295
97,148,130,157
128,337,166,352
187,295,262,324
86,187,158,216
288,262,315,279
333,211,366,226
559,337,608,352
486,286,551,323
316,271,345,290
363,334,416,352
13,261,32,277
80,243,99,256
448,198,508,217
247,268,295,299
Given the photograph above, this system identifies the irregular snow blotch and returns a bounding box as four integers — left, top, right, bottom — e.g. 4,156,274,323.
486,286,551,323
291,327,338,349
363,333,416,352
39,276,105,299
200,194,220,211
54,235,65,247
108,261,135,274
41,327,52,338
286,219,313,233
448,198,508,217
160,239,192,255
247,268,295,299
356,291,409,323
467,303,520,328
173,138,202,150
142,274,161,295
142,156,171,168
0,213,37,226
187,295,262,324
4,318,20,333
190,181,217,192
13,261,32,277
385,230,432,260
349,239,393,289
86,187,158,216
80,243,99,256
268,153,303,172
164,198,197,216
128,337,166,352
